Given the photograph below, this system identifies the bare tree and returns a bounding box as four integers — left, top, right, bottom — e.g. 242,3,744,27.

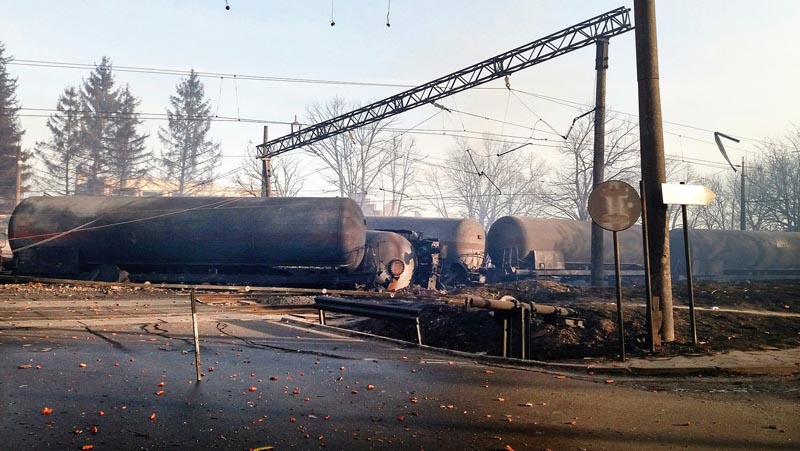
422,138,547,229
542,114,639,220
378,134,419,216
749,131,800,231
233,140,305,197
304,97,394,207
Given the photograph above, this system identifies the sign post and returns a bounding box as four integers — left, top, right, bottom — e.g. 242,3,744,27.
588,180,642,361
662,182,716,346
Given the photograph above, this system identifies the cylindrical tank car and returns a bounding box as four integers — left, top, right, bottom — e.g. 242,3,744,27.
670,228,800,279
486,216,643,279
9,196,421,289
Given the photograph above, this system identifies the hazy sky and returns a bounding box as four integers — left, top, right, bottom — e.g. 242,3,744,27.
2,0,798,199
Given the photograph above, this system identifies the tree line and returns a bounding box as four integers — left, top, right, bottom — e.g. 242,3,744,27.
0,43,220,213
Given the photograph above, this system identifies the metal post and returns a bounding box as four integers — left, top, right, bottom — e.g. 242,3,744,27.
502,315,509,358
680,192,698,346
640,180,659,350
613,231,625,361
415,317,423,346
591,39,609,288
634,0,674,341
261,126,271,198
15,146,22,206
318,309,326,325
190,289,202,382
740,156,746,231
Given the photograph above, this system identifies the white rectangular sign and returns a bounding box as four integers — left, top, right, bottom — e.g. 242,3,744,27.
661,183,716,206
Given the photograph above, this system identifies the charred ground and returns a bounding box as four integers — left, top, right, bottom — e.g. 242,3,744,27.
349,280,800,361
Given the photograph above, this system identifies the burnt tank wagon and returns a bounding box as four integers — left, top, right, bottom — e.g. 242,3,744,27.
9,196,393,288
670,229,800,279
486,216,643,280
365,216,486,285
361,230,416,291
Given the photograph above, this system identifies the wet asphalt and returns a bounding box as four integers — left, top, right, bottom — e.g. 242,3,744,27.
1,297,799,450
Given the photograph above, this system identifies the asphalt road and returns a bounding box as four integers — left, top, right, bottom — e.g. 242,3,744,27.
1,295,798,450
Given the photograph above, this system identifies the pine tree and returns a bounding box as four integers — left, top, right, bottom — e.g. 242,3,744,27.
158,69,220,195
35,86,84,194
79,56,120,195
0,42,26,212
106,86,149,194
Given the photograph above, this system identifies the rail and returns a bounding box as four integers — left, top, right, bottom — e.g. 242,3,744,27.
314,295,424,345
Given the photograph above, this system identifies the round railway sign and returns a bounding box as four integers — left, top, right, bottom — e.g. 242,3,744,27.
587,180,641,232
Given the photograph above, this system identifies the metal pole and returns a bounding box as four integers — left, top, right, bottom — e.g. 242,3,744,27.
634,0,674,341
591,39,609,288
15,146,22,206
680,194,698,346
261,126,271,198
640,180,659,350
740,156,746,231
613,231,625,361
190,289,202,382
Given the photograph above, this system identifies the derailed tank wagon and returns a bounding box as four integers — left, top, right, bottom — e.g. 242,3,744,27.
366,216,486,286
485,216,644,281
9,196,415,290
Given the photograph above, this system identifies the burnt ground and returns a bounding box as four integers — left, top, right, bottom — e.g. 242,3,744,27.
2,279,800,362
348,279,800,361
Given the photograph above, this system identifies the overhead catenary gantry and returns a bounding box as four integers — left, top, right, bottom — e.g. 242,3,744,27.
257,7,632,158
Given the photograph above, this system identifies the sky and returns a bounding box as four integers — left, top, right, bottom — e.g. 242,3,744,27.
2,0,799,205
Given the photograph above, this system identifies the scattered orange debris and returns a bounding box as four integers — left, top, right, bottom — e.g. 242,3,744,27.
249,386,258,392
289,417,296,423
605,379,615,384
91,426,98,435
82,445,94,450
158,382,165,387
40,407,53,415
484,370,494,374
121,405,127,411
98,411,105,416
396,415,405,422
410,397,418,403
72,429,83,435
156,390,165,396
496,397,505,402
504,445,515,451
149,412,157,421
292,389,300,395
79,363,87,368
367,384,375,390
351,390,359,395
35,364,42,369
18,364,32,369
555,375,567,379
303,397,311,402
113,362,120,367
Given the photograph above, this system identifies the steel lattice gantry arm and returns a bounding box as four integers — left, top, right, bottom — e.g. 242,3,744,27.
258,6,632,158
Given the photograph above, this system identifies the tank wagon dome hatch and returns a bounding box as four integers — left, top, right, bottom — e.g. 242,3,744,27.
9,196,372,287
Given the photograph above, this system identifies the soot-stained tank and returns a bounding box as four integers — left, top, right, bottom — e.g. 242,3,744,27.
9,196,366,279
670,228,800,278
486,217,644,271
361,230,416,291
365,216,485,275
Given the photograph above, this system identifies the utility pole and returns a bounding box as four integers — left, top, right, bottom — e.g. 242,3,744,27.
634,0,674,342
591,38,609,288
740,156,746,230
261,126,271,197
14,146,22,206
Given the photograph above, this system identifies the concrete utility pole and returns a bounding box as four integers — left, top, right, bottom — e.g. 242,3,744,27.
591,39,609,288
740,156,746,230
634,0,674,341
261,126,271,197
